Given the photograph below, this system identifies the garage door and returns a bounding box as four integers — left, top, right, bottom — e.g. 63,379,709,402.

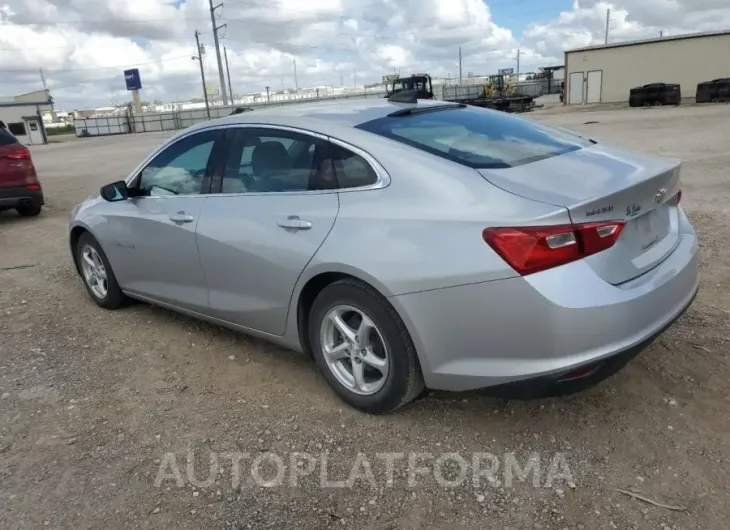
569,72,584,105
586,70,602,103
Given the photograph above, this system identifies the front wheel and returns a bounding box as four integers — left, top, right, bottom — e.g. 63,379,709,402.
75,232,129,309
309,279,424,414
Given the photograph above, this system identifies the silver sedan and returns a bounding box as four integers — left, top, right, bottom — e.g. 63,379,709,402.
68,98,699,413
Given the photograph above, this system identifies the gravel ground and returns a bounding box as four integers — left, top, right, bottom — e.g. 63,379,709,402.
1,104,729,530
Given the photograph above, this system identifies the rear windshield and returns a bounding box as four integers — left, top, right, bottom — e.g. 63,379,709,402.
0,129,17,146
356,106,591,168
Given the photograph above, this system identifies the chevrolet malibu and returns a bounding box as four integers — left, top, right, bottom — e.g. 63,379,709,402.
68,98,699,414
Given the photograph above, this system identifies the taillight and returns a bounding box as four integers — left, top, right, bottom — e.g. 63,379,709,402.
0,144,31,160
483,221,626,276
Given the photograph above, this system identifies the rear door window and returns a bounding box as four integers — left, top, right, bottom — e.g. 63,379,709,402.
220,128,330,193
329,144,379,189
356,106,591,168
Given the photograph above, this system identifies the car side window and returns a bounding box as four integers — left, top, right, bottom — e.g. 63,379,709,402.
137,130,218,197
329,143,379,189
239,136,296,166
221,128,335,193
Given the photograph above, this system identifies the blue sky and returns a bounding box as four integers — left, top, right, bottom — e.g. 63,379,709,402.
488,0,574,36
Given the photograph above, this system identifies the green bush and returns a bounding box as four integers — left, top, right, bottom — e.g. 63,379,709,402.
46,124,76,136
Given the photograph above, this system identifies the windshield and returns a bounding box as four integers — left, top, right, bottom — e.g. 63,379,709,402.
357,106,591,168
393,77,428,92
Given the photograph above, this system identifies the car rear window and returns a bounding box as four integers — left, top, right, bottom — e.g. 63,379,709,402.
356,106,591,168
0,129,17,146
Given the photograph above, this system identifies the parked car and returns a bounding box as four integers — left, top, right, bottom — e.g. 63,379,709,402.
0,128,44,217
67,99,699,414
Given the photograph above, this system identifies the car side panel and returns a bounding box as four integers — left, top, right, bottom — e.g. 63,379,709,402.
196,192,339,336
281,140,573,345
310,147,572,297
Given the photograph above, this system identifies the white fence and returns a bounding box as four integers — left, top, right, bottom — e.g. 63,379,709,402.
74,89,388,138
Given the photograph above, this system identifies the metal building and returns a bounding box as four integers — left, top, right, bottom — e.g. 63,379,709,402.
564,30,730,105
0,90,53,145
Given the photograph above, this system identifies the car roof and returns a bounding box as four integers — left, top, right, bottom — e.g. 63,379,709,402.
185,98,458,137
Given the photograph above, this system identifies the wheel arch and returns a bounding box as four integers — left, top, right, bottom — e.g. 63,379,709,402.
69,224,92,275
292,264,398,359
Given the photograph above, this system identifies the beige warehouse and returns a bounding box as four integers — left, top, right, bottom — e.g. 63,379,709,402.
564,29,730,105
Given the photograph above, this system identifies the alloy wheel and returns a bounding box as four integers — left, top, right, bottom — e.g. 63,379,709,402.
319,305,389,395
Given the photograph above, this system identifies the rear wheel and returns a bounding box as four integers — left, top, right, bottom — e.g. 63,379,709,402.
309,279,424,414
75,232,128,309
16,203,42,217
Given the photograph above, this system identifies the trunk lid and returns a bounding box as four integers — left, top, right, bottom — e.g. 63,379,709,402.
477,143,682,284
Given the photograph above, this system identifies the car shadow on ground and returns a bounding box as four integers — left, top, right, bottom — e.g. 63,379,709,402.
111,290,625,418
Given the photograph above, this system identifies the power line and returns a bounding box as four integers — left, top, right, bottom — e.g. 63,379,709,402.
0,54,191,73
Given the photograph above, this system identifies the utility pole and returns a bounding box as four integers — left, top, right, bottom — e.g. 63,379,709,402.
458,46,462,84
516,49,521,76
194,30,211,119
293,59,299,91
604,9,611,44
340,71,343,87
223,46,234,103
208,0,229,105
659,30,663,38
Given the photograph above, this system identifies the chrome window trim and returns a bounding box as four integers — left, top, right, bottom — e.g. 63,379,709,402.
124,122,391,199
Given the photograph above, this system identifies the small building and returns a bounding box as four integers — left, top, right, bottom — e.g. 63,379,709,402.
564,29,730,105
0,90,53,145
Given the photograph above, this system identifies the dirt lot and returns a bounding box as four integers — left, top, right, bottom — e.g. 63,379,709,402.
1,104,729,530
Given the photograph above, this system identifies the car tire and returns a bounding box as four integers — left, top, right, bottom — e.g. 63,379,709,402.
75,232,129,309
309,279,424,414
16,203,42,217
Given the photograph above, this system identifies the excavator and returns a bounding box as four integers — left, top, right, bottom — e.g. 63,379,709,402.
384,74,434,99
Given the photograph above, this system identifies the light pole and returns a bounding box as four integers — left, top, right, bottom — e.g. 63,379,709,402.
193,31,211,119
265,86,270,104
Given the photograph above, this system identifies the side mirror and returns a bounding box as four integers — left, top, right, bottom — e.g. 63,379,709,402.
100,181,129,202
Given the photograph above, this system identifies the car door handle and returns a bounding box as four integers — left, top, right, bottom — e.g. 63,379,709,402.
277,216,312,230
169,212,195,223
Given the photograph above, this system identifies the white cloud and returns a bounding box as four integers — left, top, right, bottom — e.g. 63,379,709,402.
0,0,728,109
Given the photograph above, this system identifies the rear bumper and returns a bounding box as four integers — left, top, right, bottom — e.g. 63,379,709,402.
390,213,700,394
477,286,697,399
0,185,44,210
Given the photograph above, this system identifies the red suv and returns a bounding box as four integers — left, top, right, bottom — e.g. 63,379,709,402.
0,129,44,217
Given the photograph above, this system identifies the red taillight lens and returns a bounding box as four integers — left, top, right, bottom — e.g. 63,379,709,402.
483,221,626,276
0,144,31,160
